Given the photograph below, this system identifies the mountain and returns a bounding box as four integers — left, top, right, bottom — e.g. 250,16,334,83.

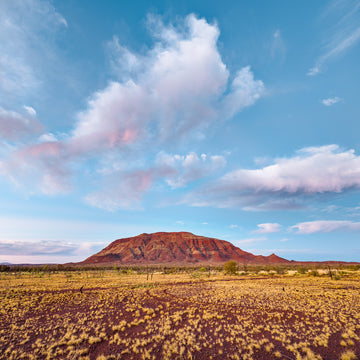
81,232,290,265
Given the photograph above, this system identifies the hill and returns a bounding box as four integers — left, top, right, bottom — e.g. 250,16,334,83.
80,231,290,265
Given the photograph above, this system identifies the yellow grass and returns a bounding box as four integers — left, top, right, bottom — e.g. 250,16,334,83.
1,270,360,359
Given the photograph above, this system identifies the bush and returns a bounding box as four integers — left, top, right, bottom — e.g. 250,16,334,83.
224,260,238,275
297,266,307,274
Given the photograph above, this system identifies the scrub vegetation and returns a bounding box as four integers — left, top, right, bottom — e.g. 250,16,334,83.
1,266,360,359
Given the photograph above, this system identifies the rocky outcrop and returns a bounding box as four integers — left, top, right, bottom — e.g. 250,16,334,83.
81,232,290,265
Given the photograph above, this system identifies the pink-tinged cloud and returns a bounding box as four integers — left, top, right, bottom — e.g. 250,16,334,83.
84,169,153,211
291,220,360,234
254,223,282,234
85,150,225,210
72,14,264,151
0,107,43,140
185,145,360,209
0,141,71,195
156,151,226,188
0,240,105,264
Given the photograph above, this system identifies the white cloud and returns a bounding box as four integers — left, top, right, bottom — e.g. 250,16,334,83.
254,223,282,234
308,0,360,75
38,133,58,143
185,144,360,210
156,151,226,188
23,105,37,117
221,66,264,119
321,97,342,106
291,220,360,234
72,14,264,152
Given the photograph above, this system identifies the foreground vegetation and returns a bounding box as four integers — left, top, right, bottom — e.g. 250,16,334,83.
1,267,360,359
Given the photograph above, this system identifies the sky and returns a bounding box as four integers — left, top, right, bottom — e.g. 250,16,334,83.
1,0,360,264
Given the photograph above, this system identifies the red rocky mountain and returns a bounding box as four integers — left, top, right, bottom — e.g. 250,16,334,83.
81,232,289,265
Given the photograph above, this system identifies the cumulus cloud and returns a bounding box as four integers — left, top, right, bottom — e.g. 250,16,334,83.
73,14,264,151
0,107,43,140
321,97,342,106
185,145,360,210
254,223,282,234
0,14,264,210
291,220,360,234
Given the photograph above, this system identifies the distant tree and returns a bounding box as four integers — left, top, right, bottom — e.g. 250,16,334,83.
224,260,238,275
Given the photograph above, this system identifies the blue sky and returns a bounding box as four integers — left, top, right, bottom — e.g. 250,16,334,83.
1,0,360,264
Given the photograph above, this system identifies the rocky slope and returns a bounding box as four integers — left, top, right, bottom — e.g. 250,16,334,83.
81,232,289,265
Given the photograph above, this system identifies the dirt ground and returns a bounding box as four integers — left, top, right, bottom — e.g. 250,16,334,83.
1,271,360,359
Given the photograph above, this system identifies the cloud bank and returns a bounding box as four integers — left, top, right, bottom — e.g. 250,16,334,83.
291,220,360,234
186,145,360,210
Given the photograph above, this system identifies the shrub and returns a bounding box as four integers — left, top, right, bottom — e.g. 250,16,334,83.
297,266,307,274
224,260,237,275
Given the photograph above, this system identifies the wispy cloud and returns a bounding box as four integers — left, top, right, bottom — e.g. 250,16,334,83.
291,220,360,234
254,223,282,234
185,144,360,210
308,0,360,75
0,0,67,95
235,237,266,245
321,97,342,106
270,29,286,61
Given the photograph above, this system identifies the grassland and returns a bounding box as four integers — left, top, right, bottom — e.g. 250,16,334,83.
1,268,360,359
